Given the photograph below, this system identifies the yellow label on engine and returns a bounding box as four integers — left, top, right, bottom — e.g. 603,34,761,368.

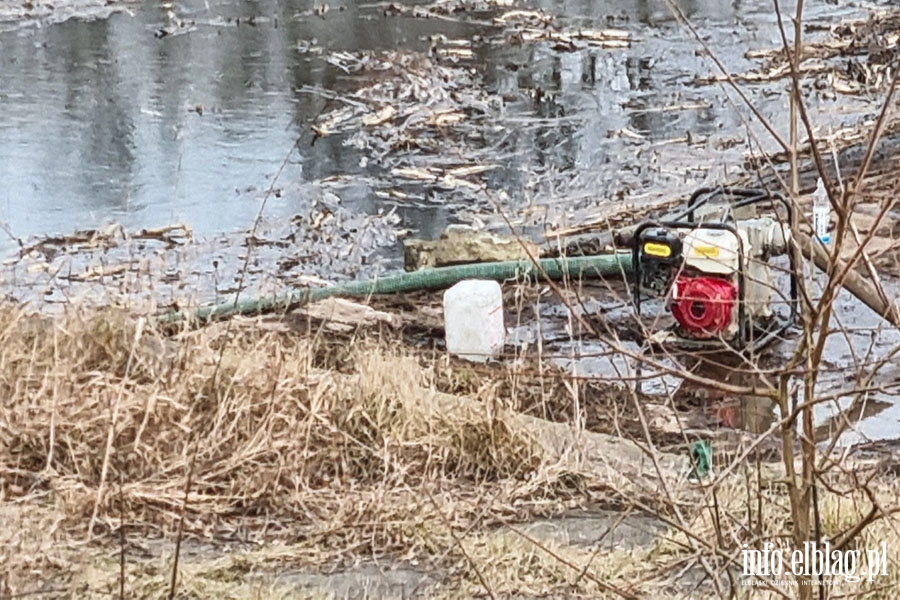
643,242,672,258
692,245,720,257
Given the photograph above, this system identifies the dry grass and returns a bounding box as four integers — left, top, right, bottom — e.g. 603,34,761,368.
3,302,665,598
0,304,544,594
651,468,900,600
2,302,900,599
0,305,538,505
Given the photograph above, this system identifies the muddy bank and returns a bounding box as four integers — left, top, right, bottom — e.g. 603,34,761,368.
0,304,696,598
5,0,900,454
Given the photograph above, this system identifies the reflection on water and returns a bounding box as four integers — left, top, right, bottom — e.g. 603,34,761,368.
0,0,872,259
0,0,789,255
671,359,776,435
0,0,467,246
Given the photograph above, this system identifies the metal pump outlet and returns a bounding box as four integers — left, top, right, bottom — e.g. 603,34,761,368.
631,187,799,352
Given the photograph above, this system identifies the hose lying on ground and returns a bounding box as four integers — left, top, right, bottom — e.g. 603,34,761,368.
159,253,633,327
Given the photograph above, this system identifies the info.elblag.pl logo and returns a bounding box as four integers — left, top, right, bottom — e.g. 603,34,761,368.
741,541,889,585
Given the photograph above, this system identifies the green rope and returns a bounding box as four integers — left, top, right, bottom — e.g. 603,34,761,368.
159,253,633,326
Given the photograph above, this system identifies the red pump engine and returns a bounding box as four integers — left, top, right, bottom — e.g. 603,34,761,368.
670,275,737,339
632,186,799,351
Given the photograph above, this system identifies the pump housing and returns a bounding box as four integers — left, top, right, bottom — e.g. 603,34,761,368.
631,187,798,352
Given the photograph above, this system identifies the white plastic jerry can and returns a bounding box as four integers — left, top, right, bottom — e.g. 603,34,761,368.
443,279,505,362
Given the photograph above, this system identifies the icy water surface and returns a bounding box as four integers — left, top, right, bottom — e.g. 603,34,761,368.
0,0,876,255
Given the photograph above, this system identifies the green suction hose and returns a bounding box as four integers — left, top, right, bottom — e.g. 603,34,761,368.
160,253,633,326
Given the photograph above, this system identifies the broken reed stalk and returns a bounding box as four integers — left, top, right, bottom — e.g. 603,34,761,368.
118,451,126,600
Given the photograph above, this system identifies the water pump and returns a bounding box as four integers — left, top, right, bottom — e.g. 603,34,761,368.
631,187,799,351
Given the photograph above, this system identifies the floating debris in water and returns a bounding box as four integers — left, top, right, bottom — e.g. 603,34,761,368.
1,185,402,313
695,10,900,95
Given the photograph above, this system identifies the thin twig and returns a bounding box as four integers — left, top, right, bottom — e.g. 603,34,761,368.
167,438,198,600
422,485,497,600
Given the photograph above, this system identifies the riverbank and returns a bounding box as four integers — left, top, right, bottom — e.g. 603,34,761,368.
3,304,900,599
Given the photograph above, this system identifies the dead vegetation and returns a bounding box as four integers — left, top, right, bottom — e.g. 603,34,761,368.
696,9,900,95
1,300,899,599
304,1,636,211
0,302,681,598
0,0,134,27
307,47,499,201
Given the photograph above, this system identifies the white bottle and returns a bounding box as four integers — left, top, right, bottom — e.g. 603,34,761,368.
813,178,831,245
443,280,505,362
